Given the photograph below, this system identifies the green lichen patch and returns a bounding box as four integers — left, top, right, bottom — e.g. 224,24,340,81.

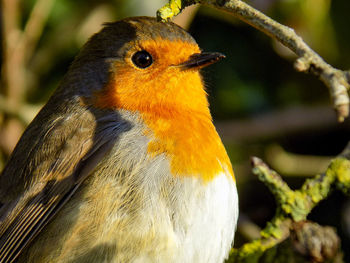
333,158,350,195
157,0,183,21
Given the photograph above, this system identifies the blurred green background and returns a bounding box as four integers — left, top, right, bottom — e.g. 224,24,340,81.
1,0,350,260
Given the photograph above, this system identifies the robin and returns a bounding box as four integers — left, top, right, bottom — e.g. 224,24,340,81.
0,17,238,263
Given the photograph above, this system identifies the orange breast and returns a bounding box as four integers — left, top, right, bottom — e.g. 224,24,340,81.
143,109,234,182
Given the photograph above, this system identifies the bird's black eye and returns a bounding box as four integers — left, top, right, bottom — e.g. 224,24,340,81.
131,50,153,69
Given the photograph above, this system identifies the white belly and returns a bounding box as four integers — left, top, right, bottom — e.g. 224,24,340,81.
169,173,238,263
83,165,238,263
93,169,238,263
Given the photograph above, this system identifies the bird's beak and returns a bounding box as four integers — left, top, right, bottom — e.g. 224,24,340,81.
177,52,225,70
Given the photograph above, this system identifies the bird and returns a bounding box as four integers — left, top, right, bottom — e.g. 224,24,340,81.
0,16,238,263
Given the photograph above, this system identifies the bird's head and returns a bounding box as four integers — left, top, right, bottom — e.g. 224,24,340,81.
66,17,224,117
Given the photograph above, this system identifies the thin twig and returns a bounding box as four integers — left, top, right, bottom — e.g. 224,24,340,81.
215,106,339,142
20,0,55,63
1,0,20,106
265,144,333,176
0,95,41,125
2,0,55,107
251,157,293,207
157,0,350,122
237,214,262,241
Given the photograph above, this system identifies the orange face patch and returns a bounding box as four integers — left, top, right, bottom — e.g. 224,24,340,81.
95,38,234,181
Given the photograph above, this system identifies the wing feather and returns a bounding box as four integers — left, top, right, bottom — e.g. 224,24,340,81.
0,107,130,263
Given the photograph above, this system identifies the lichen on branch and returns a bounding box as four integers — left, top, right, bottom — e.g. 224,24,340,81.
229,154,350,262
157,0,350,122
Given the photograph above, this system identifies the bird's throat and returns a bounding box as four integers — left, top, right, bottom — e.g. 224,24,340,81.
142,109,234,182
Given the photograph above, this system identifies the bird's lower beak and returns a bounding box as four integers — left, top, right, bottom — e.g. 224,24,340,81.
177,52,225,70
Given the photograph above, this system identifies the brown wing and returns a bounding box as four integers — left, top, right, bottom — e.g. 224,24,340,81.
0,104,130,263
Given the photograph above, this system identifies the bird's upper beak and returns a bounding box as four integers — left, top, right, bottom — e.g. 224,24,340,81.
177,52,225,70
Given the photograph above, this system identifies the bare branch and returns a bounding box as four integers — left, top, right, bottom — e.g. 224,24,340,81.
157,0,350,122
